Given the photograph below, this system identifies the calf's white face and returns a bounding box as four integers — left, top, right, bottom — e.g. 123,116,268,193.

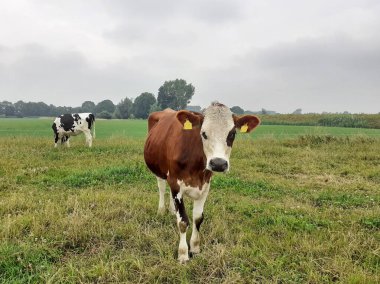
176,103,260,173
201,105,235,173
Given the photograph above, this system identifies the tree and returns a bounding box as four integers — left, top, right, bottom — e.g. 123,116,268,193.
157,79,195,110
72,106,83,114
186,105,201,112
115,97,133,119
230,106,244,115
0,101,13,116
97,111,112,119
133,92,156,119
56,106,74,115
5,105,15,116
82,101,96,113
13,101,25,117
292,108,302,114
11,101,51,117
95,100,115,114
149,102,161,114
35,102,51,116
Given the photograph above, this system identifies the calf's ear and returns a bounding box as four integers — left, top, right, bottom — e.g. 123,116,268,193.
176,110,204,130
233,114,260,133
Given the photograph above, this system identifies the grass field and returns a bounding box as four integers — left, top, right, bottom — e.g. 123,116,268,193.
0,118,379,283
1,118,380,140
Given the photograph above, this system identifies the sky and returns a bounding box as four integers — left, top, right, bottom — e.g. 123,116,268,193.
0,0,379,113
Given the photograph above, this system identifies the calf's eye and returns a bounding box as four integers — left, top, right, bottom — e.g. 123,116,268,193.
228,130,236,140
202,131,208,139
226,129,236,147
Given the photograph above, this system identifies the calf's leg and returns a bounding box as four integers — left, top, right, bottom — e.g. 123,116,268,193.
157,177,166,214
54,134,59,148
84,131,92,147
190,183,209,255
66,137,70,147
171,187,189,263
169,194,176,214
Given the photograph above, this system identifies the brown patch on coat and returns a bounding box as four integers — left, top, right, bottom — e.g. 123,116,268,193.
178,221,188,233
144,109,211,187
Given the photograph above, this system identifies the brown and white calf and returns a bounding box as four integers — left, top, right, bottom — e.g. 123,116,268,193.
143,102,260,263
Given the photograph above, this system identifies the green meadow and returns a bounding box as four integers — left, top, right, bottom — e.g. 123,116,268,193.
1,118,380,140
0,118,379,283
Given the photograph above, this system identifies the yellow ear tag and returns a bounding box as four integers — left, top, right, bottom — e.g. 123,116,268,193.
240,123,248,133
183,119,192,130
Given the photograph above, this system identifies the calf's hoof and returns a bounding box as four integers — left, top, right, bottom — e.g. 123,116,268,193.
157,207,166,215
190,247,200,255
178,254,189,264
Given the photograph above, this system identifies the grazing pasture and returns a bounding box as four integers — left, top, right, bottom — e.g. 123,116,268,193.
0,118,379,283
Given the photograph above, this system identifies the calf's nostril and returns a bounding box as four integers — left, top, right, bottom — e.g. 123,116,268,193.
209,158,228,172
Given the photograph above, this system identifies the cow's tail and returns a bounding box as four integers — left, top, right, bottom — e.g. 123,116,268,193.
92,116,96,139
89,113,96,139
92,120,96,139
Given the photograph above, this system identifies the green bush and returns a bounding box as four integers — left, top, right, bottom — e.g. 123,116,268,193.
318,115,368,128
258,114,379,129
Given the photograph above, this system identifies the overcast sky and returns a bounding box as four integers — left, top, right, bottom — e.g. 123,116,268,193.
1,0,379,113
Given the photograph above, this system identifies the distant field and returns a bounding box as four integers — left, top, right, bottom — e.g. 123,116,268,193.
0,118,379,283
258,113,380,129
0,118,379,141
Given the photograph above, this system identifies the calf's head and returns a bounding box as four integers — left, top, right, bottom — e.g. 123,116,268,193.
176,103,260,173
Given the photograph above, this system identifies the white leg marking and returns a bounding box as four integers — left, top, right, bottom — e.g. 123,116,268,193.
66,138,70,148
176,210,189,264
157,177,166,214
169,195,176,215
173,188,189,263
85,131,92,147
190,183,210,254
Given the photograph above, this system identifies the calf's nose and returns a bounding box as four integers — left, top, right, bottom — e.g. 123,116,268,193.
209,158,228,172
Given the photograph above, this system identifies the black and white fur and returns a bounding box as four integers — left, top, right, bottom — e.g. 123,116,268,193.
52,113,95,147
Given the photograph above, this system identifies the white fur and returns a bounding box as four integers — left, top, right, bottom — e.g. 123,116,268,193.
157,177,166,214
176,210,189,263
201,104,234,171
176,180,210,201
156,177,176,214
190,182,210,254
174,180,210,259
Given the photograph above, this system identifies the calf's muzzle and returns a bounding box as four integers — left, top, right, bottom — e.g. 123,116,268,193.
209,158,228,172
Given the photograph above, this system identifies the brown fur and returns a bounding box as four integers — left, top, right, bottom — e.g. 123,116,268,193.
144,109,212,190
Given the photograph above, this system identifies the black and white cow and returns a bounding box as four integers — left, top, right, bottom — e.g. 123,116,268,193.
52,113,95,147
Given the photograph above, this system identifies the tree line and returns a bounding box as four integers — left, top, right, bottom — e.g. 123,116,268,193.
0,79,195,119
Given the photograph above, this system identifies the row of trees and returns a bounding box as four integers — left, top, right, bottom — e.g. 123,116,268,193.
0,79,195,119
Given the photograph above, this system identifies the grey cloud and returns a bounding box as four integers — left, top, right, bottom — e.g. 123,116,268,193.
0,45,161,106
104,24,198,48
188,1,242,24
194,34,380,113
1,33,379,113
1,1,380,113
255,35,380,70
103,0,242,47
103,0,243,24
